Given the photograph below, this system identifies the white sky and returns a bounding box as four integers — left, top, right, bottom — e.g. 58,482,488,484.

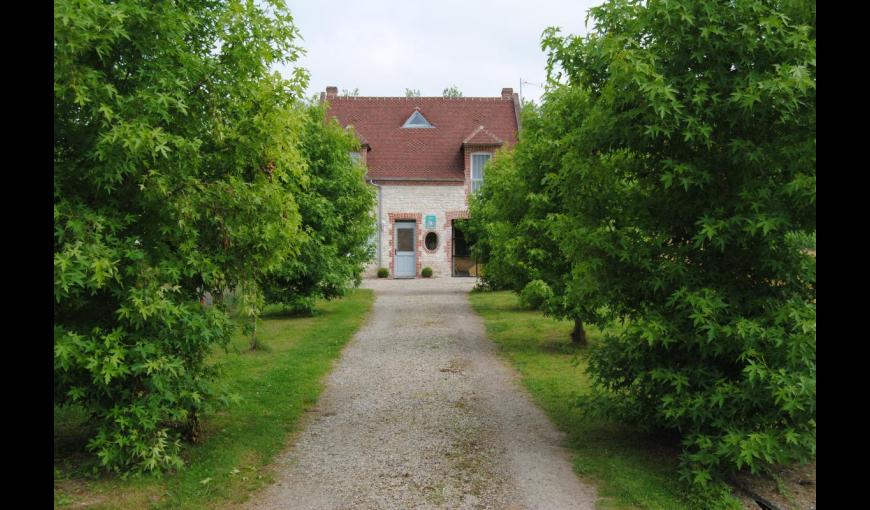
278,0,604,105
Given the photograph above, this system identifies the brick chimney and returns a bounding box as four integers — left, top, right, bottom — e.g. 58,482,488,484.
326,86,338,98
501,87,513,99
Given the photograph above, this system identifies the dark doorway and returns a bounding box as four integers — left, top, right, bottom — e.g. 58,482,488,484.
452,219,478,277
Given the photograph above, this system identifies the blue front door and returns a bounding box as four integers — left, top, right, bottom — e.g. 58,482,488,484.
394,221,416,278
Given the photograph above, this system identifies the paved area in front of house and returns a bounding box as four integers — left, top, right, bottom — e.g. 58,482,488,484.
245,277,598,510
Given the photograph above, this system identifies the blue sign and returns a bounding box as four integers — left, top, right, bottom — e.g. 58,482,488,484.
425,214,436,229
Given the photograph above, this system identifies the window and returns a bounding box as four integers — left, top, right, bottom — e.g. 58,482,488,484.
425,232,438,251
402,110,433,128
397,227,414,252
350,151,362,163
471,153,491,193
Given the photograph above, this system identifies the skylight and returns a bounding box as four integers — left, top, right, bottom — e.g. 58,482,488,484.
402,110,433,128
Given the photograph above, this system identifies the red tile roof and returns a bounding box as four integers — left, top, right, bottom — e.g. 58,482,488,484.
462,125,504,146
325,95,518,181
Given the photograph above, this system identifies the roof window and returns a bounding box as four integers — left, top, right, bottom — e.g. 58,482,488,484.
402,110,433,128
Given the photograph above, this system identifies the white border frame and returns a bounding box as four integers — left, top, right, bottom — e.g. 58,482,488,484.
470,152,492,193
402,110,434,128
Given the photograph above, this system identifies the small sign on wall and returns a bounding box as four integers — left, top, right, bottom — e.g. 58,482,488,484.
425,214,436,229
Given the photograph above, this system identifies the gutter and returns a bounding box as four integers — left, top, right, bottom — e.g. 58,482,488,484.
368,179,383,268
369,177,464,182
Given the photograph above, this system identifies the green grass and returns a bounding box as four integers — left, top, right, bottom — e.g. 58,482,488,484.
469,290,740,510
54,289,375,510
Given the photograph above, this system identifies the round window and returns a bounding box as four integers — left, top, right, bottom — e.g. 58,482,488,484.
425,232,438,251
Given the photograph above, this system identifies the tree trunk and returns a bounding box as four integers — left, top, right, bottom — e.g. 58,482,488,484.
249,315,258,351
571,318,588,346
187,411,202,443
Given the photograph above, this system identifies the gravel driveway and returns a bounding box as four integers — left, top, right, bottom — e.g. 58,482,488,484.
245,278,597,510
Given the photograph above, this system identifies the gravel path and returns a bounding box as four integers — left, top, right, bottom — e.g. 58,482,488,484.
245,278,598,510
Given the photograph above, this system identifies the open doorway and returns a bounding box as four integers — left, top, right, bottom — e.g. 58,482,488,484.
451,219,479,277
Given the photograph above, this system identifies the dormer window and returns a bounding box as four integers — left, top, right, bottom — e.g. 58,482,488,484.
471,153,492,193
403,110,433,128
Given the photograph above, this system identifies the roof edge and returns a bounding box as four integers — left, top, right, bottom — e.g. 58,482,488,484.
368,177,464,181
326,96,514,101
462,125,505,146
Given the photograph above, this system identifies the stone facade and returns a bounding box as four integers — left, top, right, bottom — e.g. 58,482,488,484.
326,87,519,278
366,184,468,278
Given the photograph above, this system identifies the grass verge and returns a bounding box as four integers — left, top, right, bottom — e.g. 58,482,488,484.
54,288,375,509
469,290,742,510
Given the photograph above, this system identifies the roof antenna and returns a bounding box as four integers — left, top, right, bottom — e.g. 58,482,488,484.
520,78,544,103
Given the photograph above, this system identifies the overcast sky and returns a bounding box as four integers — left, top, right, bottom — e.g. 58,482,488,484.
278,0,604,105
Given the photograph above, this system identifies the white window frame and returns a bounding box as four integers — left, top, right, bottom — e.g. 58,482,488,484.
402,110,434,128
470,152,492,193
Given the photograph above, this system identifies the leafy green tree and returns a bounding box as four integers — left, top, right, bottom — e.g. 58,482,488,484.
467,151,527,292
404,88,421,97
539,0,816,483
474,0,815,484
442,85,463,98
54,0,309,473
469,101,595,344
341,87,360,97
261,104,376,315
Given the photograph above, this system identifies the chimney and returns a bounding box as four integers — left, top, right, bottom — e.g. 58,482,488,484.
326,86,338,98
501,87,513,99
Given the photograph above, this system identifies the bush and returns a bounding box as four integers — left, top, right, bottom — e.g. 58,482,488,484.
519,280,552,310
377,268,389,278
421,267,433,278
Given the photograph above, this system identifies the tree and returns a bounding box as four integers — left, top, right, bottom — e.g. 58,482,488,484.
54,0,309,473
404,88,421,97
442,85,463,98
468,100,596,345
474,0,816,484
261,104,376,315
341,88,360,97
541,0,816,483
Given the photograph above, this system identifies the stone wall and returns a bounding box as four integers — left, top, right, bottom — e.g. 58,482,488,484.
365,184,468,278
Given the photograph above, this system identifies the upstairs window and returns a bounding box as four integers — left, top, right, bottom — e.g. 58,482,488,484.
350,151,362,163
471,153,491,193
402,110,433,128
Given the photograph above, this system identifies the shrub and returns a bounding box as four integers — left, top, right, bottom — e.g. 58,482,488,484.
519,280,552,310
377,268,389,278
421,267,433,278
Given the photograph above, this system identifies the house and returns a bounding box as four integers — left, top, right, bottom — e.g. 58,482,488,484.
322,86,520,278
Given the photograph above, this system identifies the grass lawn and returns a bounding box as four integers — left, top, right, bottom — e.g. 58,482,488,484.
54,288,375,510
469,290,742,510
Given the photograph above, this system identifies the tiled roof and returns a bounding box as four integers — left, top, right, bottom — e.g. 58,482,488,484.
462,125,504,146
347,127,369,148
324,96,518,180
